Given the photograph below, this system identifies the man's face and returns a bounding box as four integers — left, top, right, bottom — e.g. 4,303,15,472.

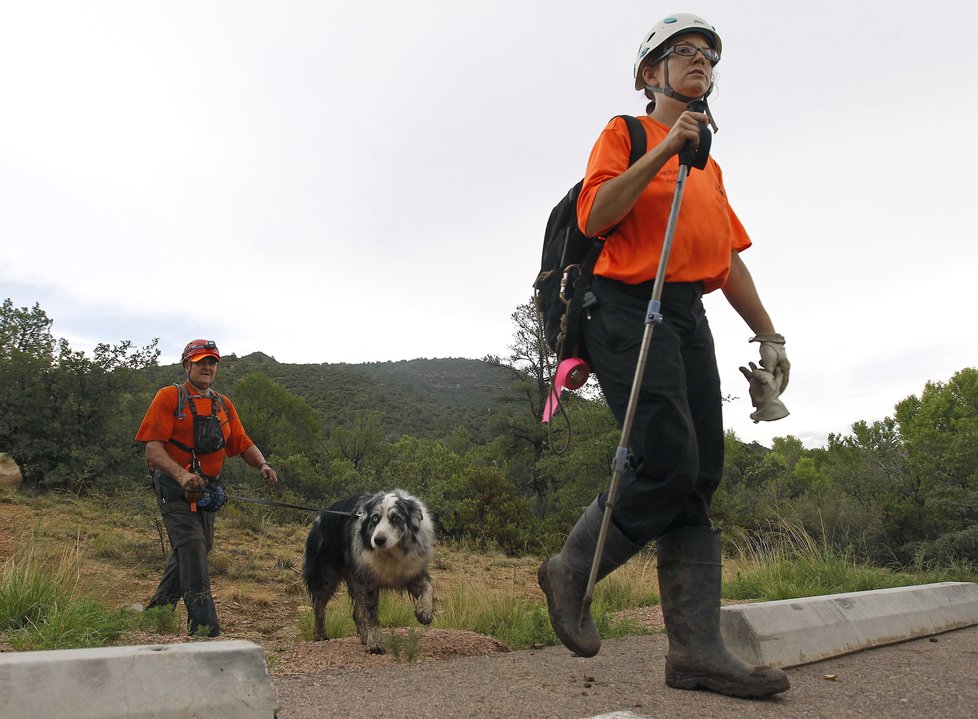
186,356,219,389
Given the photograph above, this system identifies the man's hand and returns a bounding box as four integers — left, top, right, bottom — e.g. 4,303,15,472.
180,469,205,502
259,463,278,488
750,333,790,394
179,469,205,490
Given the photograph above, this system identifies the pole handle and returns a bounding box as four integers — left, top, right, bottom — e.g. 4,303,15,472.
678,99,712,170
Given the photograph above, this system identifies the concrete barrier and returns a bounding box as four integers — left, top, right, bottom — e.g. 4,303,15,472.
0,639,278,718
721,581,978,668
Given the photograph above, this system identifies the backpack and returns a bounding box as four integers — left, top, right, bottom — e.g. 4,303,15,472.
533,115,647,362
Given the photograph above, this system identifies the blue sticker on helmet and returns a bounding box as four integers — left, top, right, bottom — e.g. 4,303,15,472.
640,47,649,58
665,17,677,24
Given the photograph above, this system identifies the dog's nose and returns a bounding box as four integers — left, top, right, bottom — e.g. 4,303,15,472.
374,534,387,547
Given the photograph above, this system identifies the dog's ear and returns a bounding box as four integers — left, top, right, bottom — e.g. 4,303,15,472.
403,501,423,532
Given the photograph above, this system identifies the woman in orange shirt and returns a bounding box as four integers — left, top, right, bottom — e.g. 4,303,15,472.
538,14,790,697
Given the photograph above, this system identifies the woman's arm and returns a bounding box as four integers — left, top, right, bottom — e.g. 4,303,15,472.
721,250,776,334
585,111,708,236
724,251,790,391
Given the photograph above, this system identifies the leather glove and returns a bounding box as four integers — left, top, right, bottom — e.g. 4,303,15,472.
750,333,790,394
739,361,790,423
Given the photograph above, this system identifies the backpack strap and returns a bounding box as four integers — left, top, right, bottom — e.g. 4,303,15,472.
618,114,647,166
576,114,647,289
172,382,231,420
173,382,189,420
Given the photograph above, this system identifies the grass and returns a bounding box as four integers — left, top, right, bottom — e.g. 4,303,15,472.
0,535,183,650
2,486,975,654
721,516,978,601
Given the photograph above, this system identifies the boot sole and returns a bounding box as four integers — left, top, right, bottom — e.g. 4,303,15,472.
666,671,790,698
537,561,600,658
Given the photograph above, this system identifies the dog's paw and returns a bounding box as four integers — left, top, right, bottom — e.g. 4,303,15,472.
367,644,386,655
415,609,433,625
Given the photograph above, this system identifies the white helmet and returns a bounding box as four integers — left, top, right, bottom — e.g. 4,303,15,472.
633,13,722,90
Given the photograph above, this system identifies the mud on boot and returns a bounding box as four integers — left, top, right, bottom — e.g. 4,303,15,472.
656,526,789,698
538,499,642,657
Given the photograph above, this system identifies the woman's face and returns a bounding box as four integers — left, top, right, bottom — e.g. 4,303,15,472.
643,32,715,97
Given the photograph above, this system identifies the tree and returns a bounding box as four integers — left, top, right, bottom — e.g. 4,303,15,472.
231,372,324,460
326,410,388,473
0,299,55,360
0,299,160,487
894,368,978,555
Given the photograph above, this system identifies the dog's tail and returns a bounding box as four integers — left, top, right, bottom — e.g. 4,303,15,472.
301,515,324,591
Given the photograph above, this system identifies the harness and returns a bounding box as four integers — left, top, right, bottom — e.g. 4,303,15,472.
167,382,230,477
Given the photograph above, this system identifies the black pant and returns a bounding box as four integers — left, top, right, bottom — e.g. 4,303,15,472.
582,278,724,545
147,470,221,636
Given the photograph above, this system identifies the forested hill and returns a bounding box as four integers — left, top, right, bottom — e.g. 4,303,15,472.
141,353,522,439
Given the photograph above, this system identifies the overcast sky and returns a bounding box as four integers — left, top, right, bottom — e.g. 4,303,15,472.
2,1,976,450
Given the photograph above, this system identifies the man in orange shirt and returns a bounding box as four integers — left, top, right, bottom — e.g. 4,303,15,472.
538,14,790,697
136,339,278,636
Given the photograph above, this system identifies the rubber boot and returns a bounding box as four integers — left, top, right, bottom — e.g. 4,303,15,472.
146,551,182,609
538,499,642,657
185,590,221,637
656,526,789,697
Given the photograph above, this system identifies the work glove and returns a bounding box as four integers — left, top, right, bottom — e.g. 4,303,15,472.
739,361,790,423
749,333,790,394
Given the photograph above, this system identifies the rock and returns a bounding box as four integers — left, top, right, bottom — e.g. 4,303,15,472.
0,453,22,486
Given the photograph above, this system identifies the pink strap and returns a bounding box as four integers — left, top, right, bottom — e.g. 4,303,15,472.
542,358,589,423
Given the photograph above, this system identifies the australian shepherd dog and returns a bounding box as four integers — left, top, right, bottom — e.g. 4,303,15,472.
302,490,435,654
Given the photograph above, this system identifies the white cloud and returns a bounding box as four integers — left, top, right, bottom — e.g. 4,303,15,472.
2,0,976,448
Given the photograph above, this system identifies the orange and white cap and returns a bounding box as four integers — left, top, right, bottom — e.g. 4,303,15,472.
182,339,221,364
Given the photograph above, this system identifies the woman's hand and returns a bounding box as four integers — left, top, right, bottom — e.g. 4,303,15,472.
661,111,709,157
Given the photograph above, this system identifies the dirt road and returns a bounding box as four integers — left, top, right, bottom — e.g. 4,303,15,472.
272,625,978,718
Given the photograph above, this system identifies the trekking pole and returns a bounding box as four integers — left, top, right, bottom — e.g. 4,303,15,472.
580,101,712,628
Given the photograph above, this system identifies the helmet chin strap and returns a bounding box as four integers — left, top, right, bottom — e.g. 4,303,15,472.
647,62,719,132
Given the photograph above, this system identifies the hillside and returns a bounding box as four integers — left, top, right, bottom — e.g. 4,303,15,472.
140,354,524,440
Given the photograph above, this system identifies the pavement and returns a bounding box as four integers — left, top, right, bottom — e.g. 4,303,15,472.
272,625,978,719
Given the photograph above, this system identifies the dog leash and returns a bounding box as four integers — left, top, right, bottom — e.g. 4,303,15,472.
201,489,362,517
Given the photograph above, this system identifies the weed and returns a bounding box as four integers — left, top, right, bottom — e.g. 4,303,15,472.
139,605,181,634
0,536,80,632
723,517,924,601
384,626,424,662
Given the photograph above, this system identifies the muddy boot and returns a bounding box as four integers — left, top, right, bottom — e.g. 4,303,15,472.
538,499,642,657
146,551,181,610
185,590,221,637
656,526,789,697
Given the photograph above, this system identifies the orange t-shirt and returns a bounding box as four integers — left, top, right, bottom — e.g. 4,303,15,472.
577,115,751,292
135,382,253,478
